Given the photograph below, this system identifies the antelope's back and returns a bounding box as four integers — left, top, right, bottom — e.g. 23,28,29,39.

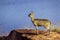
34,19,51,26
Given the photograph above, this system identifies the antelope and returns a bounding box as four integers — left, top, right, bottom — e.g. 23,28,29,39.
28,11,51,34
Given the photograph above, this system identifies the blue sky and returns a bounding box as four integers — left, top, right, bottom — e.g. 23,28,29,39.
0,0,60,36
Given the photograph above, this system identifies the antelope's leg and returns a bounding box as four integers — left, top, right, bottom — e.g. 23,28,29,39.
46,26,50,35
47,27,50,33
34,22,39,34
45,23,50,33
35,26,38,34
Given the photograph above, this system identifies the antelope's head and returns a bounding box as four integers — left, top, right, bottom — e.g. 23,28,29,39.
28,11,34,18
28,11,34,21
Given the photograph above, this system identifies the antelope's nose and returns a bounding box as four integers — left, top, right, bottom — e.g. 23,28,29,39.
28,14,30,17
28,15,29,17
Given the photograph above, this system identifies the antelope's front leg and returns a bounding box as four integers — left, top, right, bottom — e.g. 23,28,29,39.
35,26,39,34
34,22,39,34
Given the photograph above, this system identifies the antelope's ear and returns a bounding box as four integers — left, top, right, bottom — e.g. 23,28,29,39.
30,11,34,14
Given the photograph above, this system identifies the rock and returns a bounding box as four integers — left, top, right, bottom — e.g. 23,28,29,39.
0,29,60,40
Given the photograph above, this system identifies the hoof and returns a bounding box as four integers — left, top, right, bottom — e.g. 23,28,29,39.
44,32,50,36
36,32,39,35
44,33,50,36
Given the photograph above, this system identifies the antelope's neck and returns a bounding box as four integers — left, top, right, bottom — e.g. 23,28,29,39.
31,17,34,22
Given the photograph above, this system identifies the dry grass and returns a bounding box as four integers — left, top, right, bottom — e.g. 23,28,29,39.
50,25,60,33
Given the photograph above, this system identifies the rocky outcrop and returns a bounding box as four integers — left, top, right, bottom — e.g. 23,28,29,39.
0,29,60,40
5,30,31,40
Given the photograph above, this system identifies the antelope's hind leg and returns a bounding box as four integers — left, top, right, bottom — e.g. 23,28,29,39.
45,26,50,36
47,26,50,33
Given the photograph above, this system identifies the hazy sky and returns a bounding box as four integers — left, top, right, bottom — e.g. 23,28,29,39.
0,0,60,36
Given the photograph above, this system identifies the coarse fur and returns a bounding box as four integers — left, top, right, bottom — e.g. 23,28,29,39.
28,11,51,34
